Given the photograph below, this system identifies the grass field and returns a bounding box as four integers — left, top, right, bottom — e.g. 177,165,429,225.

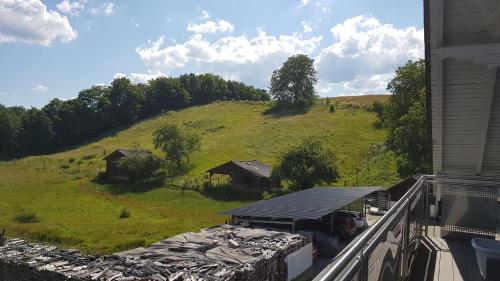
0,96,399,254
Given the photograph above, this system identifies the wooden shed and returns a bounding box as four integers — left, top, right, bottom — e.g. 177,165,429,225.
103,149,147,178
207,160,272,192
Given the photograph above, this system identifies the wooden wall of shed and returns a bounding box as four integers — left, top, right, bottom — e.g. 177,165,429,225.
231,175,270,194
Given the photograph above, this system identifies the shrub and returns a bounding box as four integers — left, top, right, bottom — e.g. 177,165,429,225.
119,208,130,219
116,150,162,183
68,158,75,164
262,191,272,199
15,213,40,223
61,164,70,169
329,104,336,113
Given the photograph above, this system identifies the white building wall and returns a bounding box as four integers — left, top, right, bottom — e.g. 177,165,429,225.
285,243,313,281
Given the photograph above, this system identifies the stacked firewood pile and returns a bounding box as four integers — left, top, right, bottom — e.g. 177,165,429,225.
0,225,311,281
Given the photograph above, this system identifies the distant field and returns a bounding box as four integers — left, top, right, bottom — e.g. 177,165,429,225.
0,96,399,254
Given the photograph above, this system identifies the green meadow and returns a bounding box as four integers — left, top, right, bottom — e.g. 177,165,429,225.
0,96,400,254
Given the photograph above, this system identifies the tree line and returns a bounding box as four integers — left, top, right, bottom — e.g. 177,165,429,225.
0,73,269,160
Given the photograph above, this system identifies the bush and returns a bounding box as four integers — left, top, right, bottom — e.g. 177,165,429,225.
61,164,70,169
116,150,162,183
329,104,336,113
15,213,40,223
119,208,130,219
262,191,272,199
68,158,75,164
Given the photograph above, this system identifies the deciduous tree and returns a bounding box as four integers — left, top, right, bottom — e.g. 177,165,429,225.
269,54,318,108
271,138,339,190
382,59,430,176
153,124,201,170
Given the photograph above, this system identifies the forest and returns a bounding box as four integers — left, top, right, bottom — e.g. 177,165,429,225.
0,73,269,160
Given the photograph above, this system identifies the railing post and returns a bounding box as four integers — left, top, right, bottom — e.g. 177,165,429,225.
359,247,368,281
401,203,411,280
424,180,429,236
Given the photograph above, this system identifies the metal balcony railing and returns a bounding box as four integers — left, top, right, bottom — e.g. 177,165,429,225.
313,175,435,281
314,174,500,281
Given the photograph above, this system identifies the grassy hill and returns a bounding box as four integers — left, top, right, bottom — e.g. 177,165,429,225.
0,96,399,254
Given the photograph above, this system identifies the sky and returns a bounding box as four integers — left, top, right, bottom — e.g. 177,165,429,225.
0,0,424,108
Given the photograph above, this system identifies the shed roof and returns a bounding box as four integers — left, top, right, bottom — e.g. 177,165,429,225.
207,160,271,178
103,149,148,160
223,187,380,220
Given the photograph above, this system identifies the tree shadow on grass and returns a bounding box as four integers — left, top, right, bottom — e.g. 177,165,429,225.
91,177,165,195
263,103,311,118
200,185,262,202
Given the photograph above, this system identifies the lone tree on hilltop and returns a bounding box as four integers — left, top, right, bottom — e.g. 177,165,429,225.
153,124,201,170
271,138,339,190
269,54,318,109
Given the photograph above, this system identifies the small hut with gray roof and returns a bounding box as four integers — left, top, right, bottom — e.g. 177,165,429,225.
207,160,272,192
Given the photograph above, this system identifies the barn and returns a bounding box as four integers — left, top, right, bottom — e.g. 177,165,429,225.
206,160,272,192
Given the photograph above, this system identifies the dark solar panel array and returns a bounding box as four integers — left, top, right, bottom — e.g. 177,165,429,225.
223,187,380,220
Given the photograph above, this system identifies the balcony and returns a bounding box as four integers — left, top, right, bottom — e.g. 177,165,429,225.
313,175,499,281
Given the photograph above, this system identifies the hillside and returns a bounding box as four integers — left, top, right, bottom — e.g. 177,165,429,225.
0,96,399,254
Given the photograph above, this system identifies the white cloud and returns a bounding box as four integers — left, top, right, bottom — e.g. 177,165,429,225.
132,15,422,97
112,72,164,84
187,19,235,34
301,0,311,6
33,84,48,92
89,2,114,16
136,31,322,87
301,20,313,33
56,0,85,16
104,3,114,15
315,15,423,95
199,10,210,20
0,0,77,46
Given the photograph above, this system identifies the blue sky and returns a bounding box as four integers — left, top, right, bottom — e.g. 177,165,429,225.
0,0,424,107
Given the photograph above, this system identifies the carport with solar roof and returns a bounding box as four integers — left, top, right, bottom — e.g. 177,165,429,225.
223,187,380,233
